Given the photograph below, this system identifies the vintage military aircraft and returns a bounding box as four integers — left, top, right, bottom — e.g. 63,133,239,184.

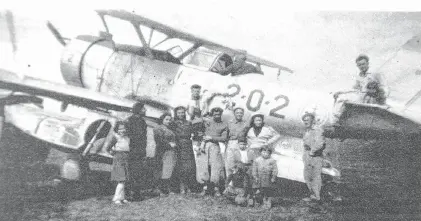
1,10,420,187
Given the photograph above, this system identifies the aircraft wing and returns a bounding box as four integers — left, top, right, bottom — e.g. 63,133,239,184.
0,68,135,112
327,102,421,140
95,10,293,73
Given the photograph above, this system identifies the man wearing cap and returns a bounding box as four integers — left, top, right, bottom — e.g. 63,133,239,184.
201,107,228,196
220,54,263,76
302,112,326,202
126,102,148,200
225,107,248,177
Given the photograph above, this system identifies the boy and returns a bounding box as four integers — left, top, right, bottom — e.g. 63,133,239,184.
252,146,278,209
223,164,250,206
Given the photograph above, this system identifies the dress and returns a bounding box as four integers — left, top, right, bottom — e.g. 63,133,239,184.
154,125,177,179
172,119,196,188
110,135,131,182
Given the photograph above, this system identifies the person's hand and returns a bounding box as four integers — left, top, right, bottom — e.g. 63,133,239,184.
203,136,212,141
271,177,276,183
197,132,204,137
309,151,316,157
333,92,342,100
169,142,176,148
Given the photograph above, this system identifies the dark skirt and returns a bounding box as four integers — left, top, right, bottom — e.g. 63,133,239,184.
177,139,196,175
111,152,130,182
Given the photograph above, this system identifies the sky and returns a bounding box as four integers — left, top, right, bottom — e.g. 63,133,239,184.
1,1,421,93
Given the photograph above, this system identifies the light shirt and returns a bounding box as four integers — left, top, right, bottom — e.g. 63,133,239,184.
247,126,280,150
112,134,130,152
227,119,248,140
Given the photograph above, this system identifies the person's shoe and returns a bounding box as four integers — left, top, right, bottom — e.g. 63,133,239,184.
332,195,343,202
214,187,221,197
302,197,313,202
114,200,123,205
180,189,186,195
122,199,130,204
200,186,208,196
169,191,176,195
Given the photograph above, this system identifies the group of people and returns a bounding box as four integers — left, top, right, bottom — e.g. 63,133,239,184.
105,84,286,208
105,54,383,207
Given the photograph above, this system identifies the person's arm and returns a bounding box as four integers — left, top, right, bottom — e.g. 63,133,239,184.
266,127,281,148
220,64,234,75
153,128,164,150
310,128,326,156
352,79,362,91
252,160,258,183
334,79,362,99
103,134,117,153
243,170,250,189
271,160,278,182
186,102,195,119
209,125,228,142
253,64,264,74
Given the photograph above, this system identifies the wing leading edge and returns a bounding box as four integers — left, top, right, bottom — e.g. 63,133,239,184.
327,102,421,140
0,68,134,112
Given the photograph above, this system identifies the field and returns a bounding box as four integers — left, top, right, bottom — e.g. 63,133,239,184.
1,125,420,221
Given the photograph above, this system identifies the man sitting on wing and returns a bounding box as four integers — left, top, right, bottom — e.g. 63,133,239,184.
333,54,387,105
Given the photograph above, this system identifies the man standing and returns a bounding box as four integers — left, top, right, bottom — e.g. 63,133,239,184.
201,107,228,196
220,54,263,76
126,102,148,200
225,107,248,177
302,112,326,202
334,54,387,104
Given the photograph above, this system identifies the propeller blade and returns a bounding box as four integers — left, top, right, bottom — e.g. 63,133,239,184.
5,10,17,55
46,21,68,46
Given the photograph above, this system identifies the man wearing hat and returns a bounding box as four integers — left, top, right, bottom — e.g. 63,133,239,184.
201,107,228,196
302,112,326,202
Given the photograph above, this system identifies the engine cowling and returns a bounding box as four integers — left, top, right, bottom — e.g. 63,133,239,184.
60,35,115,89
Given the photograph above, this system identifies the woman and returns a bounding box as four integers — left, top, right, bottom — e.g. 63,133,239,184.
154,113,177,196
241,114,281,161
106,121,131,205
172,106,197,194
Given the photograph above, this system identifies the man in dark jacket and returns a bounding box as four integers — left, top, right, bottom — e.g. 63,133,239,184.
126,102,148,200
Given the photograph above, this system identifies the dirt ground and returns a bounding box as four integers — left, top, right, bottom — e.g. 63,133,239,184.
1,126,421,221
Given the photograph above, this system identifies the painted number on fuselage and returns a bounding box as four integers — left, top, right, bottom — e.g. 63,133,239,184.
225,84,289,119
269,95,290,119
246,90,265,112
